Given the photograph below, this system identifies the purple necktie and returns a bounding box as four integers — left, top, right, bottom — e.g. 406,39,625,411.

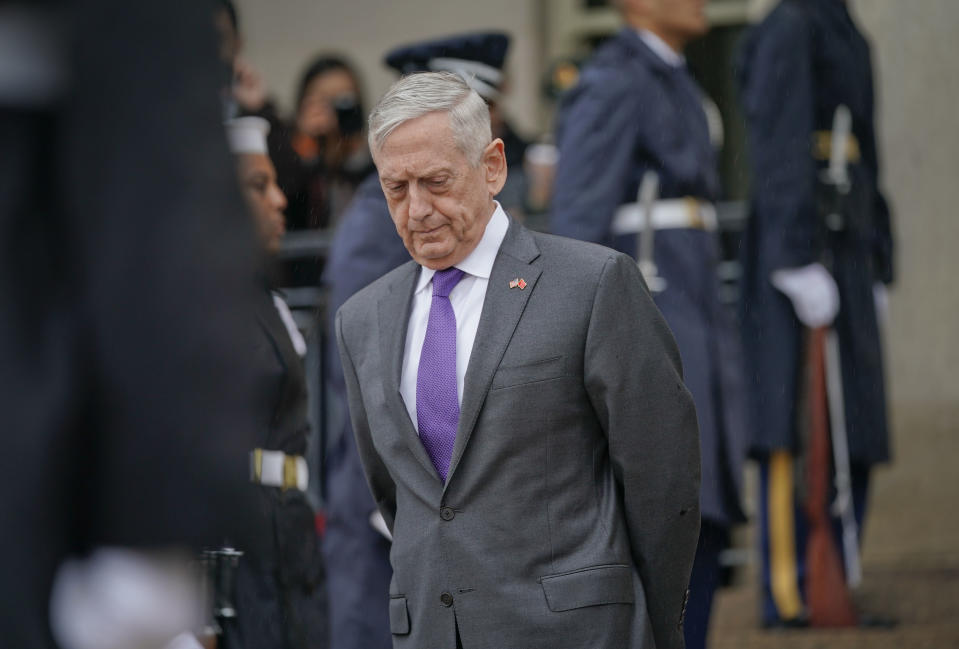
417,267,465,482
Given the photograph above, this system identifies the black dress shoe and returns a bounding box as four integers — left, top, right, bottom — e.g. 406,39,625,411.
761,615,809,630
857,612,898,629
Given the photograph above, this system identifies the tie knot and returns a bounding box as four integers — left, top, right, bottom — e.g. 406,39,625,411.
432,267,465,298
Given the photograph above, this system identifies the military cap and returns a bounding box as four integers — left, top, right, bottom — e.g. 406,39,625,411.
224,116,270,154
384,31,510,101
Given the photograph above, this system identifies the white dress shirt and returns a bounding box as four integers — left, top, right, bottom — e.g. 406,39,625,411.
637,29,685,68
400,202,509,432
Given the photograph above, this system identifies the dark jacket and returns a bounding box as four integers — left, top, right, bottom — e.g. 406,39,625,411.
737,0,893,464
228,285,328,649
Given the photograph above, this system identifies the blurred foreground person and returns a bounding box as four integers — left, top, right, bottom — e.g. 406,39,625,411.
551,1,748,647
738,0,894,628
322,33,521,649
336,71,700,649
0,2,263,648
224,116,329,649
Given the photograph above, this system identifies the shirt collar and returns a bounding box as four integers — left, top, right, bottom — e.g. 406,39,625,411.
637,29,686,68
415,201,510,294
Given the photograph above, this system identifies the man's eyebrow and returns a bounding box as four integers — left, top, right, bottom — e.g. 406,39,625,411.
421,167,453,177
380,167,453,184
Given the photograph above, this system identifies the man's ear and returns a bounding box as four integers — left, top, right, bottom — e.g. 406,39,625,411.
483,138,507,196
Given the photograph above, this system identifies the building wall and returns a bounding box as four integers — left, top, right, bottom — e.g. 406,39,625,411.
233,0,544,137
752,0,959,411
237,0,959,410
851,0,959,409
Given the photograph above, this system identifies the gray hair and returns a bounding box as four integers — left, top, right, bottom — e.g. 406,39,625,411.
368,71,491,166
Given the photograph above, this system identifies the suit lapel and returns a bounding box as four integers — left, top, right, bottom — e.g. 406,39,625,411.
377,262,438,477
445,221,542,488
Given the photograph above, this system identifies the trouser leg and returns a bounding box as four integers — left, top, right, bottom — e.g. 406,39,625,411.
683,520,726,649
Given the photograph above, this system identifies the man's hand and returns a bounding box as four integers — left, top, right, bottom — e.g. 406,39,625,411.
771,262,840,328
232,57,267,113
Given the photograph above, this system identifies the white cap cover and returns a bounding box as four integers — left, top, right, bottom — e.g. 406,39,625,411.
225,116,270,154
427,57,503,101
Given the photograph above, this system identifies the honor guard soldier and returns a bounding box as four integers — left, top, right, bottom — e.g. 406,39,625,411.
550,2,748,648
322,32,523,649
737,0,894,629
226,116,329,649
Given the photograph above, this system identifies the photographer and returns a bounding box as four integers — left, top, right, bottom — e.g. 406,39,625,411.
269,55,374,231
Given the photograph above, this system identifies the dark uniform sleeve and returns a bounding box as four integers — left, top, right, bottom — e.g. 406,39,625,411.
551,72,644,245
584,254,701,649
740,5,821,271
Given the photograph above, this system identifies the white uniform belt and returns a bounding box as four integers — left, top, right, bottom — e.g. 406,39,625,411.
611,198,717,235
250,449,309,492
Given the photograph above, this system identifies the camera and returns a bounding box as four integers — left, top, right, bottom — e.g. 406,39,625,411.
332,95,363,137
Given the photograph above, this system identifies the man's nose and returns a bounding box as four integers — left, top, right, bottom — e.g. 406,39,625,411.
408,184,431,221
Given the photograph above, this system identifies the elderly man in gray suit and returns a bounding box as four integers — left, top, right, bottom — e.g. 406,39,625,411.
335,71,700,649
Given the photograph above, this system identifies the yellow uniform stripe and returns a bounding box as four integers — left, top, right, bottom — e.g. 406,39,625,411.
768,450,803,620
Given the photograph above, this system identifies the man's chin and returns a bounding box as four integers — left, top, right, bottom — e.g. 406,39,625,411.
410,241,454,266
417,256,455,270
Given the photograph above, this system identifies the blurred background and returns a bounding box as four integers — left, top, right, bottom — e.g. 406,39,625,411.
5,0,954,647
239,0,959,421
232,0,959,645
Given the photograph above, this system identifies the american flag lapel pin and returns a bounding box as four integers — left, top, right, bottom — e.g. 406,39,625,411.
509,278,519,289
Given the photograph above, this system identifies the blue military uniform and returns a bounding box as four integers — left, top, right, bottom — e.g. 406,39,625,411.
551,27,747,649
737,0,893,626
323,173,406,649
322,33,523,649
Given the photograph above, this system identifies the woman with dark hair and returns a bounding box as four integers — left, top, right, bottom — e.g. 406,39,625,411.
269,55,374,232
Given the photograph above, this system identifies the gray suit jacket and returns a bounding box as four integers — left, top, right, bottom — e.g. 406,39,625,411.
336,219,701,649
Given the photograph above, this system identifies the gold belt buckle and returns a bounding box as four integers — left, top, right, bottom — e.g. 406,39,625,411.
812,131,861,163
813,131,831,160
846,135,861,163
283,454,299,491
684,197,704,229
251,448,263,483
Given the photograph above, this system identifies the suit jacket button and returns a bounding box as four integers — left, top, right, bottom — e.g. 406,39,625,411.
440,507,455,521
440,592,454,607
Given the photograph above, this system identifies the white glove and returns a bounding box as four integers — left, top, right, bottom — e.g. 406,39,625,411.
771,263,840,328
50,548,200,649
